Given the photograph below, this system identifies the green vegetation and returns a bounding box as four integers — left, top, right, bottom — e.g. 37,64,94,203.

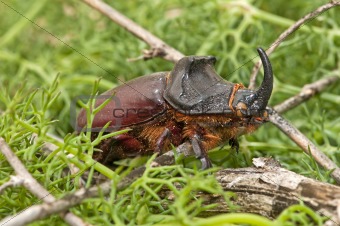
0,0,339,225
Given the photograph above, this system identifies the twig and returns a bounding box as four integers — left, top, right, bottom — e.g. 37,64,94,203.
0,138,90,226
82,0,184,62
0,175,25,194
249,1,340,89
0,142,188,226
268,109,340,184
274,75,340,113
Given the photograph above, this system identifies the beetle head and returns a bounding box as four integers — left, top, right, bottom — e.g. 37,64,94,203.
232,48,273,118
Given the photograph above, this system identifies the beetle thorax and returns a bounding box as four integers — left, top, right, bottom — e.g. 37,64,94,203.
169,107,267,140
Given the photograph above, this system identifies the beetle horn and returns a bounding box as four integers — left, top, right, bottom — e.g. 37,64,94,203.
253,48,273,110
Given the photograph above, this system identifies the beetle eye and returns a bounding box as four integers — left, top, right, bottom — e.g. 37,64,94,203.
236,102,247,117
236,102,247,110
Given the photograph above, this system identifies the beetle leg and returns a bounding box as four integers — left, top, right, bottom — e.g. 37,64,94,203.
155,128,171,154
94,134,145,165
191,135,212,169
228,83,245,112
229,138,239,153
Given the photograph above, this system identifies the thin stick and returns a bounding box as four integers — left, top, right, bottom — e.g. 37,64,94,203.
82,0,184,62
268,109,340,184
274,75,339,113
249,1,340,89
269,74,340,183
0,142,184,226
0,176,25,194
0,138,90,226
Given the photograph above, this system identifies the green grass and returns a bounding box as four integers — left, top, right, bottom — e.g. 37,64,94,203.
0,0,339,225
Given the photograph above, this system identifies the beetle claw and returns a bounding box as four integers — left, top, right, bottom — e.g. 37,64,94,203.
229,138,240,154
200,156,213,170
155,128,171,154
191,135,212,170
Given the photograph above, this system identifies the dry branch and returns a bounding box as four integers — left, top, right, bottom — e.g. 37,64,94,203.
2,144,340,225
274,75,340,113
0,176,25,194
0,138,90,226
196,160,340,226
82,0,184,62
268,109,340,184
249,1,340,89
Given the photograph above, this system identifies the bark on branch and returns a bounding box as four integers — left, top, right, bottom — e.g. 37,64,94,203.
195,160,340,226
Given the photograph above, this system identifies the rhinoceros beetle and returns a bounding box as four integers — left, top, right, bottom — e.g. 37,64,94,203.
77,48,273,169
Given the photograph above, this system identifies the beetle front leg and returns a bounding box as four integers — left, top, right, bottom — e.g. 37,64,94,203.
155,128,170,154
191,135,212,169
